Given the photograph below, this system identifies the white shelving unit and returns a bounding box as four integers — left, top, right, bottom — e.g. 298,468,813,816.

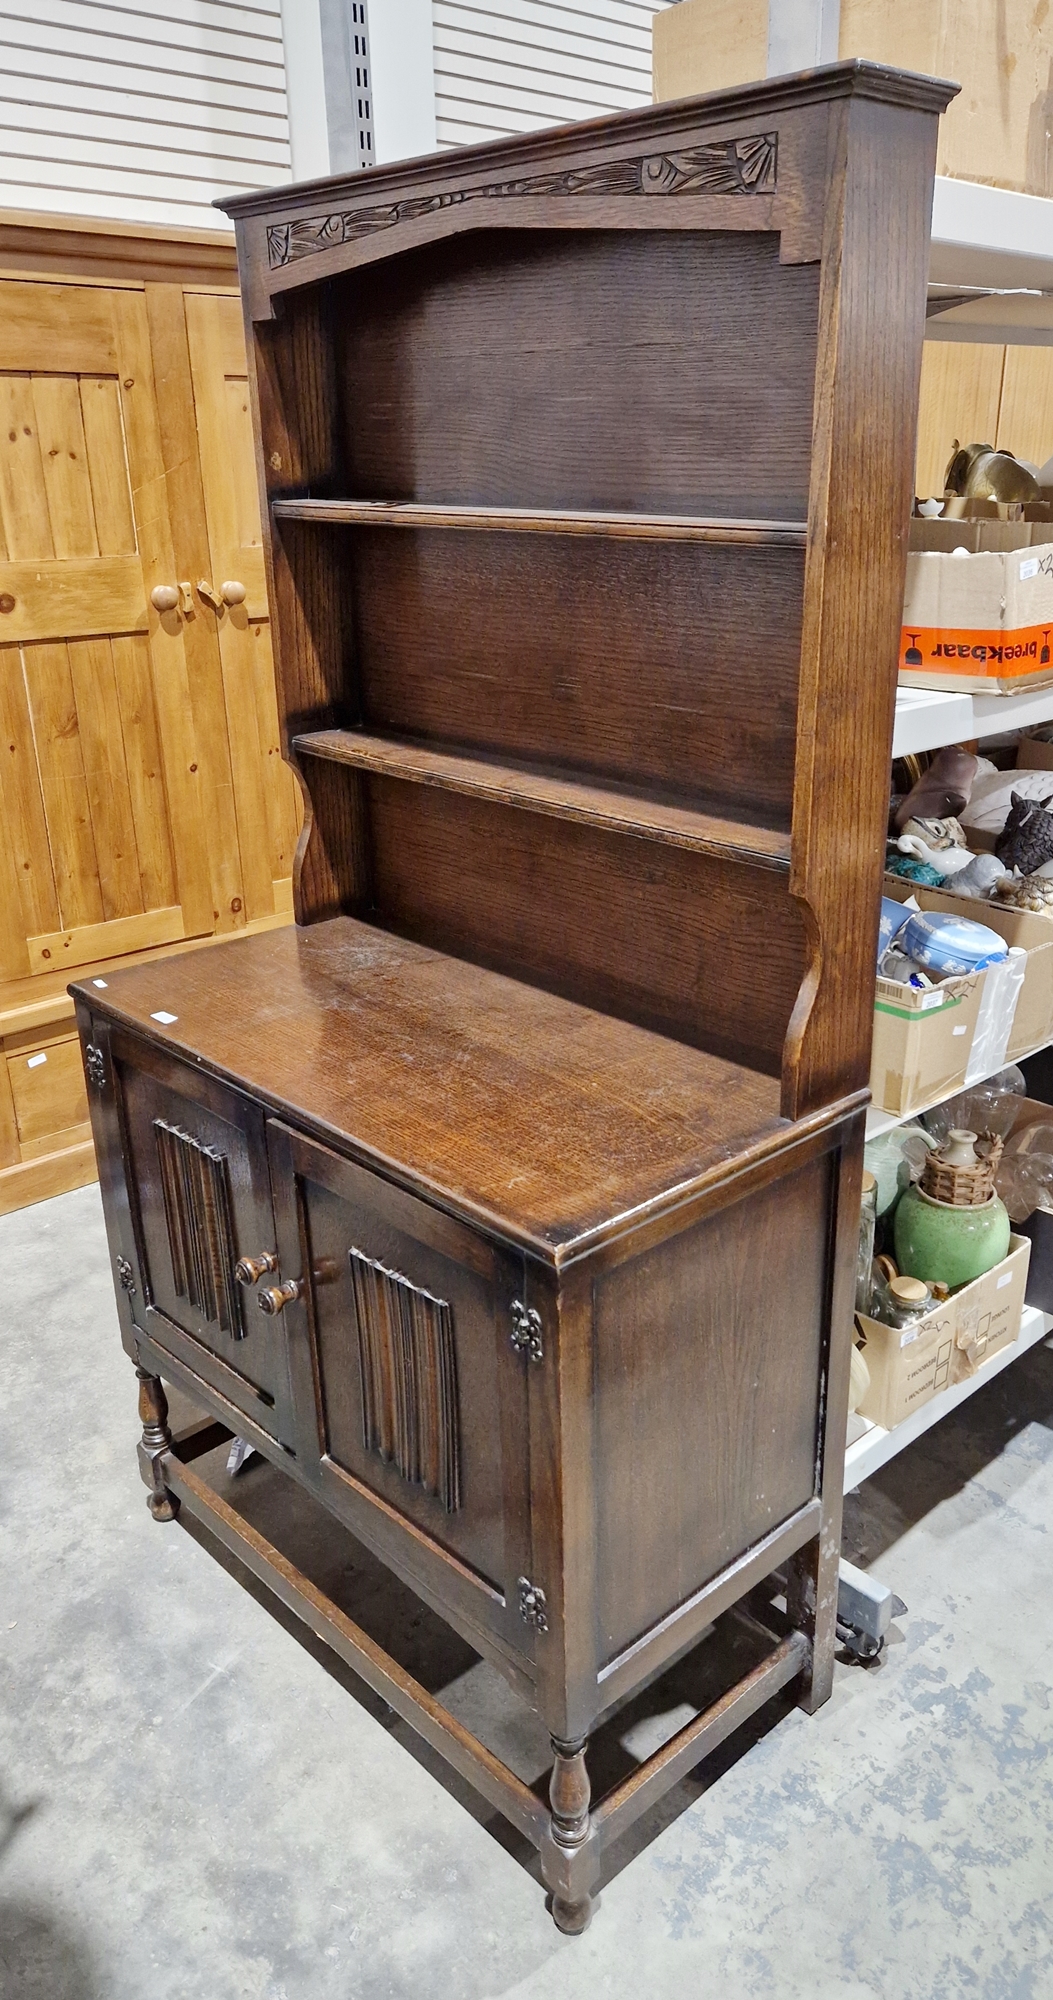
893,683,1053,760
845,1305,1053,1491
929,177,1053,299
858,182,1053,1486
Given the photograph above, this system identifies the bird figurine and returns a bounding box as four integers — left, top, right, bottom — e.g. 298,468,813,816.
995,791,1053,876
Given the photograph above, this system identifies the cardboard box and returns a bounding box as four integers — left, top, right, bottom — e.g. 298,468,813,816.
954,1236,1031,1375
870,969,986,1117
882,878,1053,1063
856,1296,956,1431
653,0,1053,199
909,522,1053,556
1015,738,1053,775
1003,1097,1053,1313
857,1236,1031,1430
899,544,1053,696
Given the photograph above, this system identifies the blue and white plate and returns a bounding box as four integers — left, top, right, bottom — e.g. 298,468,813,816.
900,909,1008,976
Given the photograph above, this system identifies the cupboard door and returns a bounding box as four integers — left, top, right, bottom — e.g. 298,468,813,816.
184,290,300,925
266,1119,535,1676
110,1030,294,1445
0,280,215,985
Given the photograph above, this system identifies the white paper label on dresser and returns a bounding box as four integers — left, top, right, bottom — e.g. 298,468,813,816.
226,1437,256,1477
150,1011,178,1025
92,978,107,988
26,1052,46,1068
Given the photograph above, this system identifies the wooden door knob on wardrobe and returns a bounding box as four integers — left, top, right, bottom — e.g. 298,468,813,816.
150,584,180,612
220,579,247,605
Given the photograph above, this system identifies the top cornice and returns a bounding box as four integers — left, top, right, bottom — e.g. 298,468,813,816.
216,60,959,224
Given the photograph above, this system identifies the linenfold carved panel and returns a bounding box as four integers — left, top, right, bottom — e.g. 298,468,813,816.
267,132,778,267
154,1119,243,1338
348,1244,462,1513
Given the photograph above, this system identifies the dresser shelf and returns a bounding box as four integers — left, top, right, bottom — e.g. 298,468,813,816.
270,497,808,547
293,729,793,869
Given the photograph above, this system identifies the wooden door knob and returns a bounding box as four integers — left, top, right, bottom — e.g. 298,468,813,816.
220,580,247,605
150,584,179,613
235,1251,279,1285
257,1277,303,1315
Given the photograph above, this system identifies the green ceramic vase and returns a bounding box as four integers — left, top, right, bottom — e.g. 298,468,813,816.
893,1183,1010,1290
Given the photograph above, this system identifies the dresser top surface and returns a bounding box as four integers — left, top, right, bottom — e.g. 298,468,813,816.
76,917,799,1254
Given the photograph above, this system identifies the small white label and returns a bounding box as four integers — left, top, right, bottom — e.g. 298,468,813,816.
900,1328,920,1347
997,1272,1013,1289
26,1052,46,1069
952,1024,968,1036
92,977,107,989
919,990,944,1011
150,1011,178,1025
1021,556,1040,580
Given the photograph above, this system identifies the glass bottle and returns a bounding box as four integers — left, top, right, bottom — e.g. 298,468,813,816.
885,1275,934,1328
856,1170,878,1313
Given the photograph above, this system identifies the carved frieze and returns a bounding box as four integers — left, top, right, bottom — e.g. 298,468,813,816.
349,1244,461,1512
153,1119,243,1339
267,132,778,268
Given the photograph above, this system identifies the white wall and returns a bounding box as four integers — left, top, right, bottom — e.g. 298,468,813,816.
431,0,672,152
0,0,673,231
0,0,293,231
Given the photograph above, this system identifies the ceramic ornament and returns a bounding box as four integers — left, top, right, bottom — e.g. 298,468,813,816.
995,872,1053,913
951,852,1010,898
895,815,975,879
995,791,1053,875
892,746,979,832
899,909,1009,976
962,767,1053,836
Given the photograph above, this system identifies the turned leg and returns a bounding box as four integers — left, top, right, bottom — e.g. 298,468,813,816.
135,1366,178,1522
540,1737,598,1935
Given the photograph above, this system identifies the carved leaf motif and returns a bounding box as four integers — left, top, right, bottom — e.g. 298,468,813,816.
267,132,778,267
153,1119,243,1338
349,1244,461,1512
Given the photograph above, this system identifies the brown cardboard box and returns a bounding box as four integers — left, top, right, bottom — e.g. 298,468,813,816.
857,1236,1031,1430
953,1238,1031,1375
653,0,1053,198
870,969,986,1116
899,544,1053,696
909,522,1053,556
856,1298,956,1431
1015,738,1053,775
883,878,1053,1063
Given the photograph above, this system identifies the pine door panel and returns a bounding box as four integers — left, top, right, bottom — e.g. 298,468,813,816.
185,290,300,917
0,278,215,980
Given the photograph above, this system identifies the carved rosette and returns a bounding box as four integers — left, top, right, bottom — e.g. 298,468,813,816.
267,132,778,268
349,1244,461,1512
85,1043,106,1092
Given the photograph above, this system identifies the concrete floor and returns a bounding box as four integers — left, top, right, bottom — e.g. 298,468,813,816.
3,1182,1053,2000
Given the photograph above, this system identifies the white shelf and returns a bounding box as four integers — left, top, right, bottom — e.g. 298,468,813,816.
929,177,1053,296
844,1304,1053,1491
893,682,1053,759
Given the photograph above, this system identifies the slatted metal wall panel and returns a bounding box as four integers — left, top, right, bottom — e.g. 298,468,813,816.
432,0,672,150
0,0,292,230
